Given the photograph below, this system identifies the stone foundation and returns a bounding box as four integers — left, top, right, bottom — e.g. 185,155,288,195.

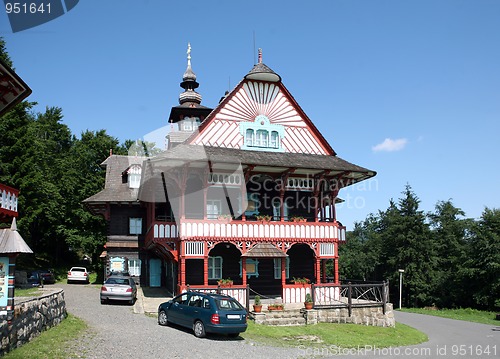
0,288,67,356
303,304,395,327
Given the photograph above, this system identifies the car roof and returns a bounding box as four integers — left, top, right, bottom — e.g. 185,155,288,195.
187,291,234,300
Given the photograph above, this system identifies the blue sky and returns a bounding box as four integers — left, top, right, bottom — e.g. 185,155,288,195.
2,0,499,228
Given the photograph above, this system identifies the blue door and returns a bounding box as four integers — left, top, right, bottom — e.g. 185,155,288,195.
150,258,161,287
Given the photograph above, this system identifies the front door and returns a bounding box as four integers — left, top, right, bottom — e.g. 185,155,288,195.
150,258,161,287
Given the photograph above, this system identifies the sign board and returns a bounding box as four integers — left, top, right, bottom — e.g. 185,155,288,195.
0,257,8,307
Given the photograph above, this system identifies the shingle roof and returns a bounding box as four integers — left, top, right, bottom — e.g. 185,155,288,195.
0,218,32,253
241,242,287,258
83,155,146,203
149,144,374,176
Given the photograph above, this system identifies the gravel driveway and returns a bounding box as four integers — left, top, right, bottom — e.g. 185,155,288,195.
61,283,300,359
62,283,500,359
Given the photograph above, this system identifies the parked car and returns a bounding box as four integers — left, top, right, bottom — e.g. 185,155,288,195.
67,267,89,284
158,291,247,338
38,269,56,284
100,275,137,305
25,270,43,287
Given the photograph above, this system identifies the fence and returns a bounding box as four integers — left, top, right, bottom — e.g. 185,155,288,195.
313,281,389,315
185,284,249,312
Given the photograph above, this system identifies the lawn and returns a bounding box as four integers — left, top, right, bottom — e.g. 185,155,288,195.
3,314,88,359
400,307,500,326
243,321,428,349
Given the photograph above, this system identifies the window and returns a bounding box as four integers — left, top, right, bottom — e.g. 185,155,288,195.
128,259,141,276
255,129,268,147
270,131,279,148
240,115,284,152
208,256,223,279
182,117,193,131
273,257,290,279
129,218,142,235
128,173,141,189
239,259,259,278
245,129,254,146
207,199,221,220
272,198,289,220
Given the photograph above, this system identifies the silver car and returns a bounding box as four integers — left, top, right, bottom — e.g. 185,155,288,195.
100,276,137,305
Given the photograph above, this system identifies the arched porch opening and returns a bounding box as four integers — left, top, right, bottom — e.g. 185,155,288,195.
207,242,242,285
287,243,315,283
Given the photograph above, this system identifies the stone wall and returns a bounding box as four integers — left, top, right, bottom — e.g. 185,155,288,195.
0,289,66,356
304,304,395,327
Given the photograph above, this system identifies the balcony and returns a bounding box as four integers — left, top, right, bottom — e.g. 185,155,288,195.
150,219,346,244
0,183,18,218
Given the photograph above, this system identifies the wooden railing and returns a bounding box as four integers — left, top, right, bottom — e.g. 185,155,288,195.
150,219,346,242
185,284,250,311
0,183,18,216
283,281,389,314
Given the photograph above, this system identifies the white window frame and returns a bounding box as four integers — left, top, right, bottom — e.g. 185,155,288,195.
208,256,223,279
255,129,268,147
129,218,142,235
128,173,141,189
270,131,279,148
273,257,290,279
128,258,141,276
207,199,222,220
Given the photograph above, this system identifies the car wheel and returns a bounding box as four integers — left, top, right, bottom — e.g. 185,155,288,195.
228,333,239,338
193,320,206,338
158,310,168,326
100,299,106,305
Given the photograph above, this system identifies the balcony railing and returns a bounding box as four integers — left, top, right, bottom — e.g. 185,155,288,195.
151,219,346,242
0,183,18,216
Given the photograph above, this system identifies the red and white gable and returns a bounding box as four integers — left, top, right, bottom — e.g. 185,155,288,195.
189,76,335,156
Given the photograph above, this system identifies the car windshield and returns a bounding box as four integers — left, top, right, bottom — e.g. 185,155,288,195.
106,278,130,285
215,298,244,311
71,268,86,272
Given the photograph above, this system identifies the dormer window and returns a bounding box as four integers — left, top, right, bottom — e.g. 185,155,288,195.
125,164,142,189
240,115,285,152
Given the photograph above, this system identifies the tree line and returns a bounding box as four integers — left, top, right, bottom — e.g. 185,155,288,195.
2,39,498,310
339,184,499,311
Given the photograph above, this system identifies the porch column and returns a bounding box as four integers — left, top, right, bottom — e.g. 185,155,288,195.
315,256,321,284
281,257,286,287
334,257,339,284
179,239,186,288
241,257,247,286
321,259,327,283
203,253,208,286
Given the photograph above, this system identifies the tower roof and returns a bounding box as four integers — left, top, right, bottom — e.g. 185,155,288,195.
245,49,281,82
179,43,202,105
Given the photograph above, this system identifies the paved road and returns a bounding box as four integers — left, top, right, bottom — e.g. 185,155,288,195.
61,283,500,358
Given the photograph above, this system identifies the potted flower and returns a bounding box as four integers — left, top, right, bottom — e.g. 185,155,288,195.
304,293,313,310
217,278,233,287
292,277,310,285
256,214,272,223
291,215,307,223
253,295,262,313
217,214,232,223
267,303,285,311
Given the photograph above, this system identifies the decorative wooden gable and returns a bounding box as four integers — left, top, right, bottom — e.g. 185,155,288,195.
190,65,335,156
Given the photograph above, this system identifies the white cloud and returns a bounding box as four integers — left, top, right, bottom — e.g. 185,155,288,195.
372,138,408,152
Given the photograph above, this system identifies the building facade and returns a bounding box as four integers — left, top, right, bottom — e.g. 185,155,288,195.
84,47,375,303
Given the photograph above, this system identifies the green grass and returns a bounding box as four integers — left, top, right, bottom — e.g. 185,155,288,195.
14,287,42,297
3,314,88,359
400,307,499,326
243,321,428,349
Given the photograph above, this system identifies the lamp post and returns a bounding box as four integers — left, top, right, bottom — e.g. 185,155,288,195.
398,269,405,309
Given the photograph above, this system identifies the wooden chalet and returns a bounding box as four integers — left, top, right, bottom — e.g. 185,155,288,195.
84,46,376,303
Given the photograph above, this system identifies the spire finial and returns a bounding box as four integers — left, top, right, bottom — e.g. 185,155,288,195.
258,48,262,64
187,42,192,67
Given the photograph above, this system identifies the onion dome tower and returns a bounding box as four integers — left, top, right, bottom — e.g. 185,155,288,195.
167,43,213,149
